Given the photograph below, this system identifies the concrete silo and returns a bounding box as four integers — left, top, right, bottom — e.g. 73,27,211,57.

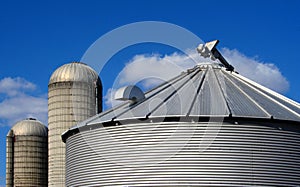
6,118,48,187
62,43,300,186
48,62,102,187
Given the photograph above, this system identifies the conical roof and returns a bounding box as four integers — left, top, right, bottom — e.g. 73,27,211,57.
67,63,300,133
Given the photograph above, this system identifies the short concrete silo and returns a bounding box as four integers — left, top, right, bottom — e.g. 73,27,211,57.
6,118,48,187
48,62,102,187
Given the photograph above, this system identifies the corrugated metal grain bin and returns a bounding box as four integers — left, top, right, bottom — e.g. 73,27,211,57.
63,64,300,186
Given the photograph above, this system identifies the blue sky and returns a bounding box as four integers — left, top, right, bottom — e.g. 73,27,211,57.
0,0,300,185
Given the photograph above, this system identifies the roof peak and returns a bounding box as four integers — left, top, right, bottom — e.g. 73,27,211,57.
197,40,235,72
70,61,88,65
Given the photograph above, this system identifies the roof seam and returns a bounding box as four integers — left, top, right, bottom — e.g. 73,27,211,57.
111,69,192,121
212,68,232,116
79,69,191,127
233,73,300,109
186,68,208,116
222,71,272,118
231,72,300,118
144,71,187,95
146,68,201,117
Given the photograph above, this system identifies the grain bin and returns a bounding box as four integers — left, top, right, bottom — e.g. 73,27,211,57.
62,63,300,186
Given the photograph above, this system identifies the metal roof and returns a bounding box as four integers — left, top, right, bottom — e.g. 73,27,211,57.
49,62,100,84
8,118,48,136
68,63,300,132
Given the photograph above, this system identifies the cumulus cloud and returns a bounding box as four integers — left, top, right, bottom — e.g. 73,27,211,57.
104,88,123,109
104,50,203,108
0,77,36,96
0,77,47,126
104,48,289,108
117,49,215,88
221,48,289,93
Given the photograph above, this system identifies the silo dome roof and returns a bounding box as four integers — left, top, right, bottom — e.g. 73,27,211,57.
9,118,48,136
49,62,100,85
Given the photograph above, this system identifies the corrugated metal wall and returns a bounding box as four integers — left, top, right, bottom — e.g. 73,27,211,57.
66,121,300,186
6,135,48,187
48,82,100,187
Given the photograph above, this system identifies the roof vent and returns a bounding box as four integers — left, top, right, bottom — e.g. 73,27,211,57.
114,85,145,103
26,117,36,121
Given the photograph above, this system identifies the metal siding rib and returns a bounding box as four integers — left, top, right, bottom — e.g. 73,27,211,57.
66,121,300,186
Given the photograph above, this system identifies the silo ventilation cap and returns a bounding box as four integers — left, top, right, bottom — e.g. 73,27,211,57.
26,117,36,121
114,85,145,103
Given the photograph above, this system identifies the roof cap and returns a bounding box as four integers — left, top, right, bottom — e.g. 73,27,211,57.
49,62,100,85
8,118,48,136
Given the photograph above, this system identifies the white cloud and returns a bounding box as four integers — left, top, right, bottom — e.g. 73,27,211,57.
104,88,123,108
104,48,289,109
118,55,185,86
221,48,289,93
104,50,203,108
0,77,47,126
0,77,36,96
119,50,216,87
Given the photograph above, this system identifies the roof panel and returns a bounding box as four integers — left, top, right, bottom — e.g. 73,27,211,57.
225,71,300,121
116,70,193,120
233,73,300,115
220,71,270,118
151,69,205,117
189,67,229,116
68,63,300,130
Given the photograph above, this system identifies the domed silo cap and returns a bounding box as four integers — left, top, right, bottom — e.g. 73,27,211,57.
8,118,48,136
49,62,100,85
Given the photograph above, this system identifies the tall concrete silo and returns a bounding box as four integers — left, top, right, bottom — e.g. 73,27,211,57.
6,118,48,187
62,43,300,186
48,62,102,187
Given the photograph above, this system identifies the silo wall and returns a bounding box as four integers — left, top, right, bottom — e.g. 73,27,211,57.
6,134,48,187
65,120,300,186
48,81,101,187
